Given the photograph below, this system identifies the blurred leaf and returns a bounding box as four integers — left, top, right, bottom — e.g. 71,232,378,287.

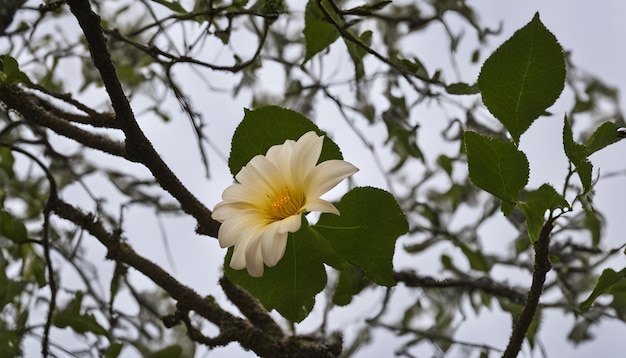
344,30,372,80
457,242,490,272
104,342,124,358
228,106,342,177
518,184,569,243
563,117,593,192
332,264,368,306
478,13,565,143
446,82,480,95
464,131,529,214
580,268,626,312
0,147,15,177
0,55,31,86
303,0,340,62
150,0,187,13
53,292,110,338
151,345,183,358
0,209,27,242
314,187,409,286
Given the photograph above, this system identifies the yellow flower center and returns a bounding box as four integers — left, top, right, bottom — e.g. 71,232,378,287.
269,193,303,220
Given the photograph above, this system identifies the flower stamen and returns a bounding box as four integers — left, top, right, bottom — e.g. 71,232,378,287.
270,194,301,219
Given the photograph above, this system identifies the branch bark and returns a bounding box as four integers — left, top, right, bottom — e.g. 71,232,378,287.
502,218,554,358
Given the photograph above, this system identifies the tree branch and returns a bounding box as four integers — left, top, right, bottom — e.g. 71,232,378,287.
66,0,220,237
393,271,527,304
50,198,338,357
0,86,126,157
502,218,554,358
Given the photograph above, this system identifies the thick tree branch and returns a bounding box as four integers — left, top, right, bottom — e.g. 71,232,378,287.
66,0,220,237
502,218,554,358
50,198,337,357
0,86,126,156
393,271,527,304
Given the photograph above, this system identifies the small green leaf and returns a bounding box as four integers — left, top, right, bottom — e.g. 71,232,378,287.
0,55,31,86
303,0,340,62
104,343,124,358
464,131,529,214
152,345,183,358
563,117,593,192
478,13,565,143
344,30,372,80
0,147,15,177
225,219,328,323
580,268,626,312
446,82,480,95
228,106,342,176
457,243,490,272
584,121,621,156
0,209,28,242
53,292,110,337
313,187,408,286
518,184,569,243
150,0,187,13
332,264,367,306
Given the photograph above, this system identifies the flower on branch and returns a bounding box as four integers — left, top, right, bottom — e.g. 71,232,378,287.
212,131,358,277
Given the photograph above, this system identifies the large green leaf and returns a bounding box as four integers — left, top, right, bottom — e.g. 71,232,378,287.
303,0,340,62
518,184,569,243
580,268,626,312
563,117,593,192
478,13,565,143
313,187,408,286
464,131,529,214
225,219,329,323
228,106,342,176
0,55,31,86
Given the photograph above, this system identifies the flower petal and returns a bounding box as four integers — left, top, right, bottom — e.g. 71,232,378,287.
289,132,323,185
260,222,288,267
245,238,265,277
304,198,340,215
305,160,359,198
217,210,265,248
278,213,303,234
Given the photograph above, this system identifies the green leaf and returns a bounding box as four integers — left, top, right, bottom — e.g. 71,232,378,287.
344,30,372,80
580,268,626,312
563,117,593,192
313,187,408,286
464,131,529,214
478,13,565,143
104,343,124,358
225,219,328,323
303,0,340,62
0,209,27,242
0,147,15,177
228,106,342,176
332,264,367,306
446,82,480,95
151,345,183,358
53,292,110,338
150,0,187,13
584,121,621,156
0,55,31,86
518,184,569,243
457,243,490,272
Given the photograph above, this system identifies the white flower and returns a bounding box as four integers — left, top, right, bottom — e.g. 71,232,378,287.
212,131,358,277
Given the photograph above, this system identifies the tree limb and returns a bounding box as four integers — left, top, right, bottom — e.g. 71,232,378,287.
502,218,554,358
